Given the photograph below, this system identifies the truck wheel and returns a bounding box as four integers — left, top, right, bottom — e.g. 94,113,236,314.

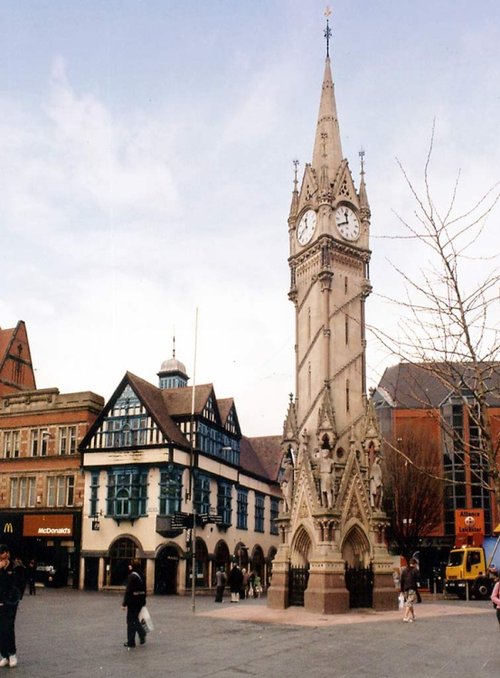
474,578,491,599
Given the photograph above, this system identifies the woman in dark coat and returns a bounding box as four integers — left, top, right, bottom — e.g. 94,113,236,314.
122,559,146,648
228,564,243,603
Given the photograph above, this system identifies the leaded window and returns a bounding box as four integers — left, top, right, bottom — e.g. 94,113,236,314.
89,471,100,516
194,473,211,515
237,488,248,530
159,466,183,515
106,468,148,519
254,493,265,533
217,481,232,526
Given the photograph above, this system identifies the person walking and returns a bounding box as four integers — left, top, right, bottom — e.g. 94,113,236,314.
401,558,419,623
228,564,243,603
122,559,147,649
0,544,25,667
240,568,249,599
491,576,500,627
27,560,37,596
214,566,226,603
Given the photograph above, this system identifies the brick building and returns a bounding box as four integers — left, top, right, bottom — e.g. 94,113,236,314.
373,362,500,576
0,320,104,585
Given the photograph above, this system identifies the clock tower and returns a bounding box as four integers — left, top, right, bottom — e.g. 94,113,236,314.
268,16,396,614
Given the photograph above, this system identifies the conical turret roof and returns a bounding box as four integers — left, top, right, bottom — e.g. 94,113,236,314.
311,57,343,180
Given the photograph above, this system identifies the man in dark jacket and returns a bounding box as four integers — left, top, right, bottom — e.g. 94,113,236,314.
214,566,226,602
0,545,24,667
122,559,147,648
400,558,419,622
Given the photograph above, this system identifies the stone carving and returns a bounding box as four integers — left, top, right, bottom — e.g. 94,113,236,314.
280,456,294,513
319,447,335,509
369,454,383,511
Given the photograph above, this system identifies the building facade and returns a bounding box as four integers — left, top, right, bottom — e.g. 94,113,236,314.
79,357,282,595
0,386,104,586
267,21,395,614
373,361,500,577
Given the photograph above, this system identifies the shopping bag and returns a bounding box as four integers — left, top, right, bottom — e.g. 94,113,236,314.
398,593,405,610
139,605,154,632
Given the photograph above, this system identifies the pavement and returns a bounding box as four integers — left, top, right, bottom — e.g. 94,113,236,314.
9,588,500,678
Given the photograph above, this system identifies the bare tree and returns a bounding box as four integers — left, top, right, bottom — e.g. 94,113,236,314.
383,423,444,566
371,125,500,515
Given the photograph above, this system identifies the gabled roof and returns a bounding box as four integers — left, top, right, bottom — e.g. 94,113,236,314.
0,327,14,364
217,397,242,436
241,435,283,483
81,371,190,450
0,320,36,393
161,383,216,419
378,362,500,409
218,398,234,424
126,372,190,447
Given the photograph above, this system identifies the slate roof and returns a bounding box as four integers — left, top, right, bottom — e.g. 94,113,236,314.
241,435,283,483
378,362,500,409
217,398,235,424
161,383,215,418
83,372,282,484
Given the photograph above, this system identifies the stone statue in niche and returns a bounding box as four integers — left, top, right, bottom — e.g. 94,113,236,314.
319,435,335,509
369,453,383,511
280,456,294,513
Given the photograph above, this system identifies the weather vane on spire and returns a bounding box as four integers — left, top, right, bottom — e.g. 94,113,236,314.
324,6,332,58
359,147,366,175
293,159,299,190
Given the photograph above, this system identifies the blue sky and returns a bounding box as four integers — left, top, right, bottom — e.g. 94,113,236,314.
1,1,499,436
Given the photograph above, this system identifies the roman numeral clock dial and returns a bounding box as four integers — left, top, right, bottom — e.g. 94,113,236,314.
335,206,360,241
296,209,317,245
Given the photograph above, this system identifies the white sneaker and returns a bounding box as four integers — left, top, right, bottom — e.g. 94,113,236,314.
0,657,8,667
8,655,17,667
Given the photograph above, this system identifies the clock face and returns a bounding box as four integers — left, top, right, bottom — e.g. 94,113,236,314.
335,206,360,241
297,209,317,245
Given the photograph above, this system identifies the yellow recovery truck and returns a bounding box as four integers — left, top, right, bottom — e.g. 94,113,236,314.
445,532,500,600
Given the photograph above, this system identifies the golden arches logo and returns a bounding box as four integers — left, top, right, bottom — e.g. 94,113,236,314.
3,523,13,533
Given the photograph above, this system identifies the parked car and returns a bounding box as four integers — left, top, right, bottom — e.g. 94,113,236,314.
36,563,64,588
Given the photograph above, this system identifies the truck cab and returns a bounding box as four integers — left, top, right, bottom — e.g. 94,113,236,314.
445,546,493,599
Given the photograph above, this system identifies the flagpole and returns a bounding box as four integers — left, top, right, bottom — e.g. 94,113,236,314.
190,308,198,613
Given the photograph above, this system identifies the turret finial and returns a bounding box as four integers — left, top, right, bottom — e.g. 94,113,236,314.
293,159,299,190
324,7,332,58
359,147,365,176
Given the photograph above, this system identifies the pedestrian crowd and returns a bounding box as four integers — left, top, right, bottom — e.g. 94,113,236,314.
218,564,262,604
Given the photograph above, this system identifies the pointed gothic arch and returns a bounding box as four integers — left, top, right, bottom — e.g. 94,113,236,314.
341,524,371,568
290,525,313,567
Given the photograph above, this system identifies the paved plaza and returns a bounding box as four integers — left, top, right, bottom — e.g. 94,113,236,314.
8,589,500,677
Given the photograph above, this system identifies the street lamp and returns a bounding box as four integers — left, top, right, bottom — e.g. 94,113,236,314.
403,518,412,535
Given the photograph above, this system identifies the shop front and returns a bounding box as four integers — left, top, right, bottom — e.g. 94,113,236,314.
23,512,81,587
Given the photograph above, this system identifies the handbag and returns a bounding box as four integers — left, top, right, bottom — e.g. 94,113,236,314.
138,605,154,633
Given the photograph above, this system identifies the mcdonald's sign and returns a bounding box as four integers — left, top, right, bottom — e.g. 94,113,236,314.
0,515,22,536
